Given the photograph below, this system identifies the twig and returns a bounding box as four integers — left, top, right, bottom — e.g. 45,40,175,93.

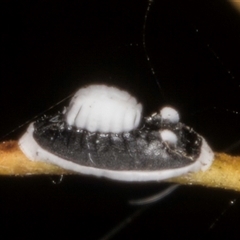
0,140,240,191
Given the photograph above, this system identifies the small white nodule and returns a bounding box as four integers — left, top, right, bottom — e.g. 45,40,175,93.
160,129,178,145
65,85,142,133
160,107,180,123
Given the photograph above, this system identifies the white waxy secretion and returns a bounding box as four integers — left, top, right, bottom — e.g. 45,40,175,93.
160,107,180,123
65,85,142,133
160,130,178,145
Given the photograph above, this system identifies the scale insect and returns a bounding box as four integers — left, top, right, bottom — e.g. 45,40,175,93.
19,84,214,181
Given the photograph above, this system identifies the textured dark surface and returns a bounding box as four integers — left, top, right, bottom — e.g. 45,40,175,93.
1,0,240,239
33,112,201,170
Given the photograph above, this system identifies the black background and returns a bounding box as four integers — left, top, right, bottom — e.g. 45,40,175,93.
1,0,240,239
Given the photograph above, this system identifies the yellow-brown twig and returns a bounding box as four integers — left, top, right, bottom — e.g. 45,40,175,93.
0,141,69,175
168,153,240,191
0,140,240,191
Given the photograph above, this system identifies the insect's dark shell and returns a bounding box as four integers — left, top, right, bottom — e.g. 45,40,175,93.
33,113,202,171
18,85,214,181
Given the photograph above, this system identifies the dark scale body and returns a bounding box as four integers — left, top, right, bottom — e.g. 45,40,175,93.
33,113,202,171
